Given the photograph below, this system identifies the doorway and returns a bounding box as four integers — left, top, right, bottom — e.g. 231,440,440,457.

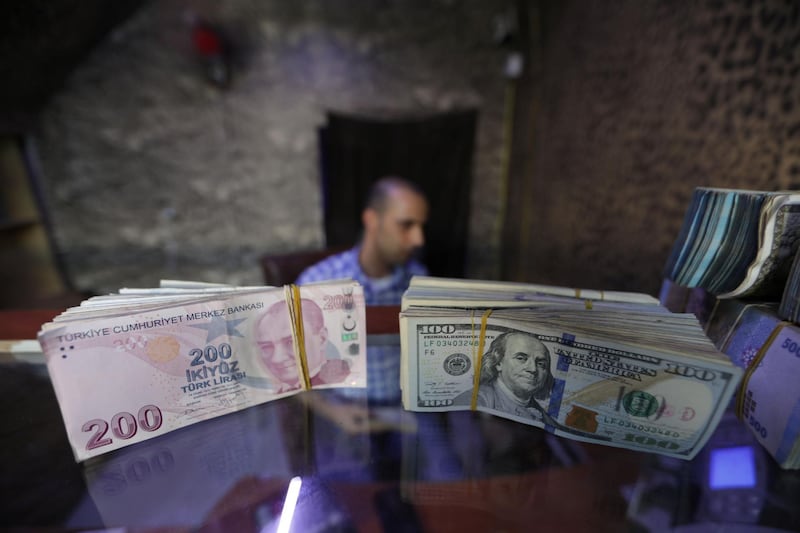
318,110,477,278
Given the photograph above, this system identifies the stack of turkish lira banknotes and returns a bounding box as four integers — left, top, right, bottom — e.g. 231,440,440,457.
706,299,800,469
400,276,743,460
664,187,800,299
38,279,367,461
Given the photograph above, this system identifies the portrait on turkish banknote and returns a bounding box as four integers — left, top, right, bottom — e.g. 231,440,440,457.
253,298,351,393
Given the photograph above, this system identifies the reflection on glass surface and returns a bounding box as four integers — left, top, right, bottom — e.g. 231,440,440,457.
709,446,756,490
625,409,800,532
274,476,301,533
3,352,800,532
81,399,293,528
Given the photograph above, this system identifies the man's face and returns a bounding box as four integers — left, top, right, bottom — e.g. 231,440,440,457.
496,334,551,401
255,307,326,385
373,188,428,268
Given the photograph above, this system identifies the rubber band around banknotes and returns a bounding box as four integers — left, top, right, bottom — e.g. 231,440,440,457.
735,321,791,420
471,309,493,411
290,284,312,390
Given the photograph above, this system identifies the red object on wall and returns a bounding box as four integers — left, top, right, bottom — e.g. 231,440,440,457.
189,19,231,88
191,24,223,57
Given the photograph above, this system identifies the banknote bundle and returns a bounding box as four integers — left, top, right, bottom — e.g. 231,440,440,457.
657,278,716,325
663,187,800,299
400,276,742,460
38,279,367,461
779,246,800,323
705,300,800,469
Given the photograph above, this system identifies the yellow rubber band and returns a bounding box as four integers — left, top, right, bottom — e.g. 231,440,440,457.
584,299,593,310
735,322,789,419
574,288,581,298
470,309,493,411
290,284,312,390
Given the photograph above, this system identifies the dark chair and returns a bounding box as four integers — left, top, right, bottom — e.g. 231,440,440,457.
259,245,350,286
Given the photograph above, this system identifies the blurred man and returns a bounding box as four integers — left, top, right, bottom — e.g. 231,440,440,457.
296,178,465,481
297,176,429,305
254,298,350,393
297,176,429,403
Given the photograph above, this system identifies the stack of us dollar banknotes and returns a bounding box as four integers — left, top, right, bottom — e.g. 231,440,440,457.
400,276,743,460
38,279,367,461
664,187,800,299
705,299,800,469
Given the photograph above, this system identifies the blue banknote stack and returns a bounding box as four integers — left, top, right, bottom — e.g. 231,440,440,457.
664,187,800,300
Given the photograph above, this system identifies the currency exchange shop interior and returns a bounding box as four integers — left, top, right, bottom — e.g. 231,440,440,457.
2,1,800,532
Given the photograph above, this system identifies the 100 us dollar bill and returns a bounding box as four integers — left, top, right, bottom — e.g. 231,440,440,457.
39,281,366,461
401,315,742,459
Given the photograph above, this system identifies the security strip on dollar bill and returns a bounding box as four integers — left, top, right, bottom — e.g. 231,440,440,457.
469,309,492,411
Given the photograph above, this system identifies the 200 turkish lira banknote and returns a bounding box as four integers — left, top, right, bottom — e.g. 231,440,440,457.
39,280,366,461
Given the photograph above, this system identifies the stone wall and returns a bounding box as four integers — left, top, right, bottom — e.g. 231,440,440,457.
38,0,796,297
511,0,800,295
35,0,514,292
